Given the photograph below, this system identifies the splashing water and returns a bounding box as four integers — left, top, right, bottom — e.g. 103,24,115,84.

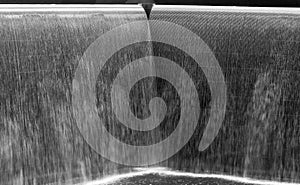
82,167,300,185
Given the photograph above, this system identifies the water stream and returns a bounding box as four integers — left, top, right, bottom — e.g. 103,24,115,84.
0,4,300,185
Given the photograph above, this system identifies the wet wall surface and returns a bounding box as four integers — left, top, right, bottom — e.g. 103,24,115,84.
0,5,299,185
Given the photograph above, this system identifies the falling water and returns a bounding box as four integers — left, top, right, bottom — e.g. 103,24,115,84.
0,5,149,184
1,4,300,185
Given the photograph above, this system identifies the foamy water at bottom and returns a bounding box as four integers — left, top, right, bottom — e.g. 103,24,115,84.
81,167,300,185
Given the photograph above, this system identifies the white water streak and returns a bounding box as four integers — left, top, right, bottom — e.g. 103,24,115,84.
82,167,300,185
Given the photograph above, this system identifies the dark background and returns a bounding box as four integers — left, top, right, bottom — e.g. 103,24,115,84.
0,0,300,7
